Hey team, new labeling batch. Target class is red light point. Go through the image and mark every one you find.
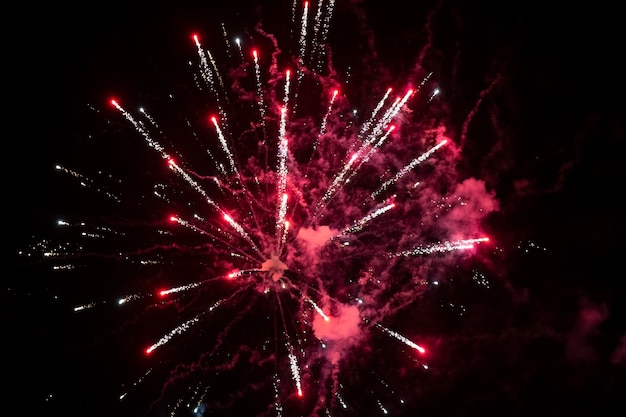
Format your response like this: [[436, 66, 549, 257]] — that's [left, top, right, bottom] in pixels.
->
[[169, 216, 178, 222], [252, 49, 258, 59], [192, 33, 199, 43], [110, 98, 118, 107]]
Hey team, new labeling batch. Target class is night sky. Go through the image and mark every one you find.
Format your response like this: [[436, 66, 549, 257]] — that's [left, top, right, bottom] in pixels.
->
[[5, 1, 626, 416]]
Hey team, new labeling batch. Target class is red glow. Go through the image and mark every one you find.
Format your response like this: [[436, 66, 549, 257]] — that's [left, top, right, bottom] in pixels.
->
[[110, 98, 118, 107], [210, 116, 217, 124], [227, 271, 238, 279], [158, 290, 168, 297], [169, 216, 178, 222], [252, 49, 258, 59], [192, 33, 199, 43], [145, 347, 152, 355]]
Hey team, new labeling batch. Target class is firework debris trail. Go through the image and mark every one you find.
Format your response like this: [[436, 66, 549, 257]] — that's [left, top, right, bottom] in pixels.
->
[[30, 1, 502, 416]]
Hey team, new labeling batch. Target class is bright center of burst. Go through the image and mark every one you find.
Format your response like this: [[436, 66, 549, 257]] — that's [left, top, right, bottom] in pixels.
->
[[260, 254, 288, 283]]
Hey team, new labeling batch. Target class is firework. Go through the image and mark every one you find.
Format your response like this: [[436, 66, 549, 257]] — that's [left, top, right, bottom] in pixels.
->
[[23, 2, 499, 416]]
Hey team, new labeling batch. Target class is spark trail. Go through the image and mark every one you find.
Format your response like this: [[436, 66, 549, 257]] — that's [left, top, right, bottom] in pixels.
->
[[25, 2, 500, 417]]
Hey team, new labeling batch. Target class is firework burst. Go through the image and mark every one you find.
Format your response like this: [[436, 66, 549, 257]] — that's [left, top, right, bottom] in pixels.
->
[[21, 2, 499, 416]]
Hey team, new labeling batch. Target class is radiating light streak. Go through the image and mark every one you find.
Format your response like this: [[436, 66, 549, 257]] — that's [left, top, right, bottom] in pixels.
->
[[371, 139, 448, 199], [193, 34, 228, 126], [283, 69, 291, 105], [169, 215, 261, 263], [221, 22, 232, 60], [304, 88, 339, 180], [275, 73, 290, 246], [311, 0, 324, 69], [319, 89, 338, 138], [365, 89, 413, 146], [273, 372, 284, 417], [138, 107, 161, 131], [223, 213, 265, 258], [376, 324, 426, 354], [73, 302, 96, 312], [358, 87, 392, 140], [350, 125, 396, 175], [428, 87, 439, 102], [276, 192, 289, 250], [389, 237, 490, 257], [145, 299, 223, 354], [145, 315, 201, 354], [110, 99, 169, 157], [335, 202, 395, 238], [253, 49, 267, 138], [119, 368, 153, 401], [288, 347, 304, 397], [211, 116, 239, 176], [158, 282, 202, 297], [234, 37, 244, 62], [193, 34, 216, 90], [160, 158, 264, 259], [315, 152, 359, 212], [166, 159, 219, 210], [227, 269, 264, 279], [118, 294, 143, 305], [305, 297, 330, 321], [297, 1, 309, 73], [315, 88, 411, 216], [316, 0, 335, 71]]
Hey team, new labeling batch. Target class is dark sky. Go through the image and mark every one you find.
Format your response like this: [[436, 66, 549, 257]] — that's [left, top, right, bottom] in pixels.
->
[[5, 1, 626, 416]]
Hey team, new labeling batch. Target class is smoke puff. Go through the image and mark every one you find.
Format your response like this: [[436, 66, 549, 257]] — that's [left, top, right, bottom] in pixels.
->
[[313, 303, 361, 341], [296, 225, 339, 260], [312, 304, 362, 364]]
